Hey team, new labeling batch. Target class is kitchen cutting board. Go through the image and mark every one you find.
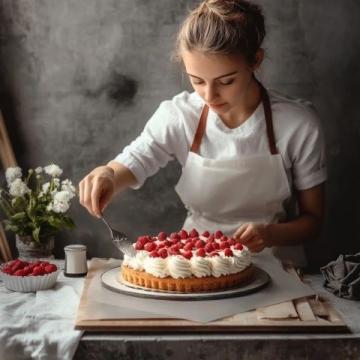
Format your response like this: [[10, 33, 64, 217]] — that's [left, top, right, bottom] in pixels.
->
[[75, 259, 349, 333]]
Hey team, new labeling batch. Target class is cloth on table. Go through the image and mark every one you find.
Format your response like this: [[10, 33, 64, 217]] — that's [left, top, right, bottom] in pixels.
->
[[0, 270, 84, 360], [320, 252, 360, 300]]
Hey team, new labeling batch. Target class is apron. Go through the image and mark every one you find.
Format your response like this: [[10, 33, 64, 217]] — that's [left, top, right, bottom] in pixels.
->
[[175, 83, 307, 267]]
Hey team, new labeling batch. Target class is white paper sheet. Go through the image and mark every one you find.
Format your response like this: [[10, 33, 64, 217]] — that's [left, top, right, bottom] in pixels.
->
[[81, 249, 315, 323]]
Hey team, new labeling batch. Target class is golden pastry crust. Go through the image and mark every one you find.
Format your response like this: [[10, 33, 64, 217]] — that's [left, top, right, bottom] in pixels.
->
[[120, 264, 255, 293]]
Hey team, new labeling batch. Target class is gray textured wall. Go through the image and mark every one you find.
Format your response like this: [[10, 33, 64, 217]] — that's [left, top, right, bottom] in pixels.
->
[[0, 0, 359, 269]]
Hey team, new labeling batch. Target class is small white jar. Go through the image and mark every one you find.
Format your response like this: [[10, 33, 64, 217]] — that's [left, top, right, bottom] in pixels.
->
[[64, 244, 88, 277]]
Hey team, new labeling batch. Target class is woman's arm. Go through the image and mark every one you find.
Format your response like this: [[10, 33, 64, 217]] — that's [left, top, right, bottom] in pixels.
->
[[233, 183, 325, 252]]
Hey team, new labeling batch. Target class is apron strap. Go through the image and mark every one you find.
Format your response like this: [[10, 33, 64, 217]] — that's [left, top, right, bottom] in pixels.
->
[[190, 105, 209, 153], [259, 83, 278, 155], [190, 81, 278, 155]]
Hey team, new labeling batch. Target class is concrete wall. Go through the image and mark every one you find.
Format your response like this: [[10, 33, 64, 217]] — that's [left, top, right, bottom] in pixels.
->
[[0, 0, 359, 268]]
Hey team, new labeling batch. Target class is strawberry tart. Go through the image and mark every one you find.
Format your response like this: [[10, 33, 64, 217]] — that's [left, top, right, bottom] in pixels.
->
[[120, 229, 254, 293]]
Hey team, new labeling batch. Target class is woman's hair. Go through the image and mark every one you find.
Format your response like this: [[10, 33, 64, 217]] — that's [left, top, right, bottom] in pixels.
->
[[174, 0, 265, 65]]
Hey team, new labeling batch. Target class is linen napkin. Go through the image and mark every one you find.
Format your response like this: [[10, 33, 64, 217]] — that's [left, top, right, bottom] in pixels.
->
[[320, 252, 360, 300], [0, 268, 84, 360]]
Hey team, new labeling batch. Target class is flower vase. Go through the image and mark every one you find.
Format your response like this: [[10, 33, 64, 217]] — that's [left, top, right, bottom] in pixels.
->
[[15, 234, 55, 260]]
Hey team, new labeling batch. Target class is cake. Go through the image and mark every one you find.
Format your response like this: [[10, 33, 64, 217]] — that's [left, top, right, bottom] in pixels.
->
[[119, 229, 254, 293]]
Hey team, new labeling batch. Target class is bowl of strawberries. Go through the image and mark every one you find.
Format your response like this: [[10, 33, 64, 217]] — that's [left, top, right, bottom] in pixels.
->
[[0, 258, 61, 292]]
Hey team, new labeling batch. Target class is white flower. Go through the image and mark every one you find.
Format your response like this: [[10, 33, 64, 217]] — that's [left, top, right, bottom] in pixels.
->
[[44, 164, 63, 177], [42, 182, 51, 193], [5, 167, 22, 185], [48, 190, 73, 213], [35, 167, 43, 174], [61, 180, 76, 197], [9, 178, 31, 197]]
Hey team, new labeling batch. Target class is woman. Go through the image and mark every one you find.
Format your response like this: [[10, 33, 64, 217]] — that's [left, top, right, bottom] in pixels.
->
[[79, 0, 326, 266]]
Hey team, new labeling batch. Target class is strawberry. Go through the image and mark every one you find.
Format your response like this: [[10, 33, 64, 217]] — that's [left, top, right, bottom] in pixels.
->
[[14, 269, 25, 276], [184, 242, 194, 251], [220, 236, 228, 242], [158, 248, 168, 259], [201, 231, 210, 238], [205, 243, 214, 253], [228, 238, 237, 246], [149, 250, 160, 258], [40, 261, 50, 268], [2, 266, 12, 274], [144, 242, 157, 252], [44, 264, 57, 274], [22, 266, 32, 276], [157, 241, 167, 249], [158, 232, 168, 240], [220, 241, 230, 249], [32, 266, 44, 276], [182, 250, 193, 260], [189, 229, 199, 238], [224, 248, 233, 257], [212, 242, 220, 250], [214, 230, 223, 239], [196, 248, 206, 257], [234, 243, 244, 250], [195, 239, 205, 248], [185, 238, 193, 244], [135, 240, 145, 250], [179, 229, 188, 239], [207, 235, 215, 242], [168, 246, 180, 255]]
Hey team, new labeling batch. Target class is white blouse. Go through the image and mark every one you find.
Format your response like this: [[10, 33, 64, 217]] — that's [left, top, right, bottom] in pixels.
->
[[114, 89, 327, 191]]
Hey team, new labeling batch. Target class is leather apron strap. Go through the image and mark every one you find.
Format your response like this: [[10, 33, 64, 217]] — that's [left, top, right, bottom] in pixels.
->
[[190, 82, 278, 155]]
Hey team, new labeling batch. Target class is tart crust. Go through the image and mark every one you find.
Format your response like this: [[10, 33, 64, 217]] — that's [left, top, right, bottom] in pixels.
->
[[120, 264, 255, 293]]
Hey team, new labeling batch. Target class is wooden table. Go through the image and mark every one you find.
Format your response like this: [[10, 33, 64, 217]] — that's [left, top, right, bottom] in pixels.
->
[[73, 274, 360, 360]]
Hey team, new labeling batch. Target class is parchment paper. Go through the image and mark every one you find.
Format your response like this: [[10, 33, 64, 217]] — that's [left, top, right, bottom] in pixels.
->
[[78, 249, 315, 323]]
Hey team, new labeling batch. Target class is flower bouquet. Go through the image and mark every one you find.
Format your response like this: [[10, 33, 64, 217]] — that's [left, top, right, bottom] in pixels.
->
[[0, 164, 76, 258]]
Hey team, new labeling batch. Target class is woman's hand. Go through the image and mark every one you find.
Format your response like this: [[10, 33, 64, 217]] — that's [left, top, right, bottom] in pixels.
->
[[79, 165, 116, 218], [233, 223, 271, 253]]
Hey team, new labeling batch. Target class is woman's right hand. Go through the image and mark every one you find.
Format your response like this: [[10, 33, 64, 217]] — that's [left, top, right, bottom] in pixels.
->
[[79, 165, 116, 218]]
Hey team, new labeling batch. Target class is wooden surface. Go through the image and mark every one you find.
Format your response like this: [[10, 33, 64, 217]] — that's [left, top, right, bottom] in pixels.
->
[[75, 259, 349, 333], [0, 110, 16, 262]]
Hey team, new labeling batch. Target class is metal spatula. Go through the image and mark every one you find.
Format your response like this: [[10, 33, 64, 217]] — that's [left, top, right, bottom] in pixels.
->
[[100, 216, 136, 257]]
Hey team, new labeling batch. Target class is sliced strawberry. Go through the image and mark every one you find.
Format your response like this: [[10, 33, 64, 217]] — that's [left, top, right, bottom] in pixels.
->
[[144, 242, 157, 252], [214, 230, 223, 239], [44, 264, 57, 273], [182, 250, 193, 260], [224, 248, 233, 257], [158, 232, 168, 241], [201, 231, 210, 238], [168, 246, 180, 255], [158, 248, 168, 259], [189, 229, 199, 238], [32, 266, 45, 276], [195, 248, 206, 257], [234, 243, 244, 250]]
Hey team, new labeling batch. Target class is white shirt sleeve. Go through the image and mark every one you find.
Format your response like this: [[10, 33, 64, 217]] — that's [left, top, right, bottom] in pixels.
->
[[114, 98, 190, 189], [289, 106, 327, 191]]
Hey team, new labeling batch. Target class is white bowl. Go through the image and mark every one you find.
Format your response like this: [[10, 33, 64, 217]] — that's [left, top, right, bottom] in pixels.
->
[[0, 266, 61, 292]]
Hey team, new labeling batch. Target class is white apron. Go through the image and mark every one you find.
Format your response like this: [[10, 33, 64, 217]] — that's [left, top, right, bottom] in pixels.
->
[[175, 83, 307, 267]]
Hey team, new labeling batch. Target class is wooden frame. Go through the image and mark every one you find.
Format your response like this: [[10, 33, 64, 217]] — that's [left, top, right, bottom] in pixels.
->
[[0, 109, 16, 261]]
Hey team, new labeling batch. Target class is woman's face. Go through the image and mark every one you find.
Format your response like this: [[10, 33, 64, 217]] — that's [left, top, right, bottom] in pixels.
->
[[182, 50, 258, 114]]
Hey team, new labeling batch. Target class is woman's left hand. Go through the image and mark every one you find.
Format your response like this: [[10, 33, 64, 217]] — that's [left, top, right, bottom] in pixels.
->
[[233, 223, 271, 253]]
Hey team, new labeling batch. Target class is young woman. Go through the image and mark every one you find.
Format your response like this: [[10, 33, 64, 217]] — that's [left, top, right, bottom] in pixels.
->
[[79, 0, 326, 266]]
